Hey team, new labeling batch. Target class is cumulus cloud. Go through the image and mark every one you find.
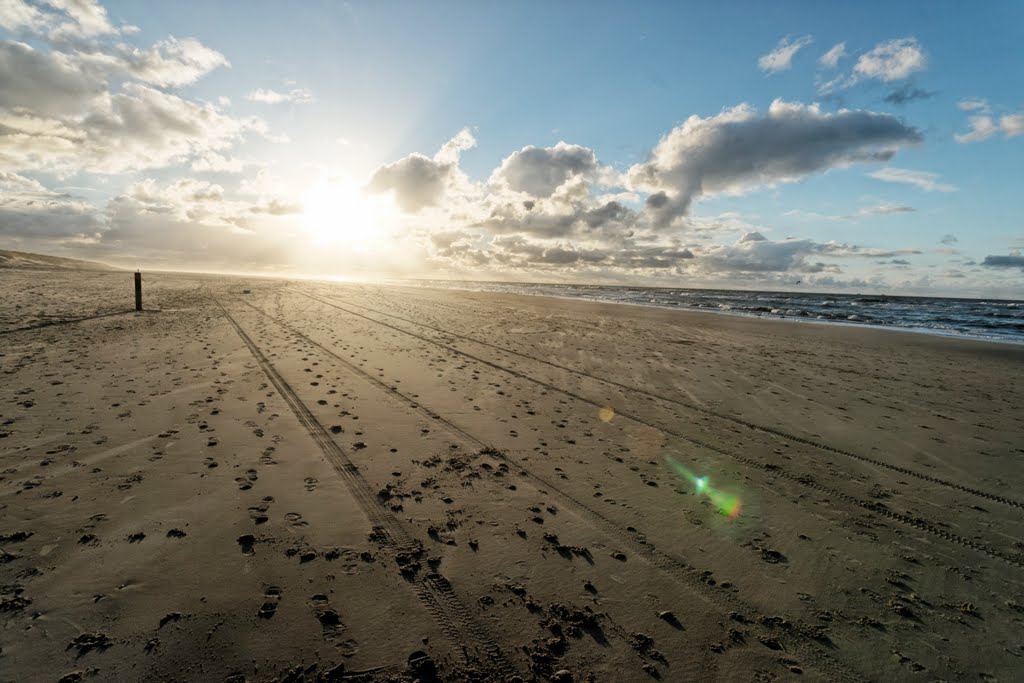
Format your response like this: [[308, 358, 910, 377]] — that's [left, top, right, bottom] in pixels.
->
[[0, 7, 263, 177], [191, 152, 250, 173], [0, 0, 118, 42], [367, 154, 453, 212], [854, 37, 927, 82], [45, 0, 118, 39], [115, 36, 229, 88], [367, 129, 477, 212], [819, 42, 846, 68], [490, 142, 599, 197], [627, 100, 921, 226], [0, 81, 263, 174], [758, 35, 813, 73], [955, 112, 1022, 143], [0, 171, 104, 238], [868, 167, 957, 192], [0, 40, 107, 116], [245, 87, 315, 104], [955, 115, 999, 143], [697, 235, 835, 274], [1002, 114, 1024, 138]]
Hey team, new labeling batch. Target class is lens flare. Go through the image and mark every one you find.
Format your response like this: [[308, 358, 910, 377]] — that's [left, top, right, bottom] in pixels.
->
[[666, 455, 742, 518]]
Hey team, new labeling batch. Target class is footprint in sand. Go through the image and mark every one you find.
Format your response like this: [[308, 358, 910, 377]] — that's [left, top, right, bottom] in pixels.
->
[[237, 534, 256, 555], [258, 585, 282, 619], [304, 477, 318, 492], [284, 512, 308, 527], [309, 594, 357, 655], [248, 497, 274, 524]]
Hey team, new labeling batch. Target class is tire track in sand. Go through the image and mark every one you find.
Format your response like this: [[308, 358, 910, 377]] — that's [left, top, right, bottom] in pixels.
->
[[305, 288, 1024, 511], [236, 296, 868, 683], [289, 290, 1024, 570], [214, 299, 519, 679]]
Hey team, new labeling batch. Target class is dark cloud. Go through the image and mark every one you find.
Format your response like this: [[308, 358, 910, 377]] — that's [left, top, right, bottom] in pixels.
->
[[366, 154, 453, 212], [492, 142, 598, 197], [581, 201, 632, 229], [940, 234, 958, 245], [982, 255, 1024, 269], [440, 235, 699, 272], [628, 100, 922, 227], [883, 83, 936, 106], [476, 203, 577, 238], [0, 40, 105, 116], [473, 198, 636, 239]]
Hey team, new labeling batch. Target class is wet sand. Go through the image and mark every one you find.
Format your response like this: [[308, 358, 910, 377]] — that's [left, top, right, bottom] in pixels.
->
[[2, 270, 1023, 682]]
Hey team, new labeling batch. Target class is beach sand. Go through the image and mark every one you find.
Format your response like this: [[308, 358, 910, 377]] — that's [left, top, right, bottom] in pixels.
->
[[2, 270, 1023, 682]]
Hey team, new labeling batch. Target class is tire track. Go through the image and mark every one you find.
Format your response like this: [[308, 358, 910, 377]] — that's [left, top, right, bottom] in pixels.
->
[[288, 289, 1024, 570], [0, 309, 137, 335], [237, 296, 868, 682], [304, 287, 1024, 511], [214, 299, 519, 679]]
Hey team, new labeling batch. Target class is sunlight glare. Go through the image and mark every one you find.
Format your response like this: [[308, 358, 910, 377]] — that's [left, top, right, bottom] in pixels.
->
[[301, 176, 395, 250]]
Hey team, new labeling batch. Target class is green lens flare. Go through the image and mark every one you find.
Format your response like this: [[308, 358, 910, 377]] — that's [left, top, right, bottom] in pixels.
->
[[666, 455, 742, 518]]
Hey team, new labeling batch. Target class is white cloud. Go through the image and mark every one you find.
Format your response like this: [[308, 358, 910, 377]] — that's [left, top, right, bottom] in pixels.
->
[[627, 99, 921, 227], [1001, 114, 1024, 138], [44, 0, 117, 39], [0, 171, 105, 238], [0, 0, 119, 42], [191, 152, 250, 173], [868, 167, 957, 192], [954, 100, 1024, 142], [955, 115, 999, 143], [0, 0, 48, 33], [957, 98, 989, 113], [785, 204, 916, 222], [819, 42, 846, 68], [0, 2, 271, 179], [0, 81, 263, 174], [0, 40, 106, 116], [116, 36, 230, 88], [853, 37, 926, 82], [245, 87, 315, 104], [758, 35, 813, 73], [490, 142, 599, 198]]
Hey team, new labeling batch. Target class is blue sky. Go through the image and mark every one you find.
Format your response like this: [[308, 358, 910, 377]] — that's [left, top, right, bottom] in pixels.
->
[[2, 1, 1022, 295]]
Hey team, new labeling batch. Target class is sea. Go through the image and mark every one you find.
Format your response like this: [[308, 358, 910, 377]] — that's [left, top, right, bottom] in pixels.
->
[[408, 280, 1024, 345]]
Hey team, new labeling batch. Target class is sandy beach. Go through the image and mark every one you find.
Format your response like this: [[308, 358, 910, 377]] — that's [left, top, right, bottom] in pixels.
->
[[2, 269, 1023, 682]]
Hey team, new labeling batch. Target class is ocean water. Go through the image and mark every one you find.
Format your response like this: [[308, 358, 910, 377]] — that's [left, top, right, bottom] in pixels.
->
[[411, 280, 1024, 344]]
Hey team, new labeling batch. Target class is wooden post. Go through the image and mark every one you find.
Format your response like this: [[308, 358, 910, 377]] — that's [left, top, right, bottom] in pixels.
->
[[134, 270, 142, 311]]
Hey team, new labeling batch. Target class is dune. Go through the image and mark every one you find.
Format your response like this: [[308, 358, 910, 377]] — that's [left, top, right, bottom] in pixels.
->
[[0, 249, 120, 272]]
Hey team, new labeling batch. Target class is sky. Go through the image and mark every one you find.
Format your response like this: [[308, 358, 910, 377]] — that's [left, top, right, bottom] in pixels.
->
[[1, 0, 1023, 296]]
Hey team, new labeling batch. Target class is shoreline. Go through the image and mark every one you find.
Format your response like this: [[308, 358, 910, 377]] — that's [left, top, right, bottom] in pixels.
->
[[395, 280, 1024, 348]]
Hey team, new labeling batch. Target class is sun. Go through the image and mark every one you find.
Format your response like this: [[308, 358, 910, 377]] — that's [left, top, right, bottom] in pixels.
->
[[301, 177, 394, 249]]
